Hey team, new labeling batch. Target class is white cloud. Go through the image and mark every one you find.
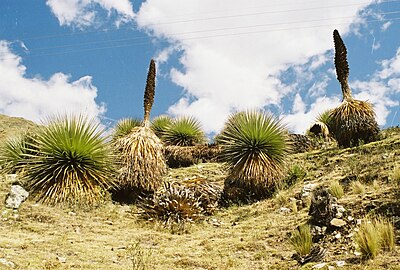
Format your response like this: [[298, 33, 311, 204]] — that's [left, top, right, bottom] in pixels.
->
[[46, 0, 134, 28], [0, 41, 105, 123], [350, 47, 400, 125], [136, 0, 375, 134], [284, 96, 340, 134]]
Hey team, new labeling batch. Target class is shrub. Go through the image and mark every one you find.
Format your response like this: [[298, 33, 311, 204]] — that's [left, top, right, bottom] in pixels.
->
[[328, 180, 344, 199], [329, 29, 379, 148], [281, 165, 306, 189], [350, 180, 365, 194], [355, 219, 381, 259], [308, 110, 332, 139], [19, 115, 115, 205], [138, 182, 203, 226], [0, 132, 37, 174], [113, 59, 166, 200], [112, 118, 141, 141], [163, 116, 206, 146], [290, 224, 312, 257], [219, 110, 289, 202], [376, 217, 395, 252], [150, 115, 173, 139]]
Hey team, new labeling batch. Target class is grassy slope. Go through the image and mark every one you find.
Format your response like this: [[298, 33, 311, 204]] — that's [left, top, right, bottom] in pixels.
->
[[0, 118, 399, 269]]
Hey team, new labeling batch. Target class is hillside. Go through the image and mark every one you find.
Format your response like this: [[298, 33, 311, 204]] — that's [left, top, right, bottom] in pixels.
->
[[0, 117, 399, 269], [0, 114, 36, 144]]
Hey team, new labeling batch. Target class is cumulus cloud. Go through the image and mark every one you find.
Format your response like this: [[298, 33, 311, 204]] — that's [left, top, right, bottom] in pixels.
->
[[351, 47, 400, 125], [0, 41, 105, 122], [136, 0, 376, 134], [46, 0, 134, 28]]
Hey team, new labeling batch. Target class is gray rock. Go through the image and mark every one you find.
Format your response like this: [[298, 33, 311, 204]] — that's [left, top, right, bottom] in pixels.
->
[[0, 258, 15, 268], [279, 207, 291, 214], [5, 185, 29, 209], [336, 261, 346, 267], [312, 263, 327, 269], [330, 218, 346, 228]]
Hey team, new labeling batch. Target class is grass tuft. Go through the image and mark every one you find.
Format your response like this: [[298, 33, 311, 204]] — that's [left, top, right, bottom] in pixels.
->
[[350, 180, 365, 194], [328, 180, 344, 199], [290, 224, 312, 257]]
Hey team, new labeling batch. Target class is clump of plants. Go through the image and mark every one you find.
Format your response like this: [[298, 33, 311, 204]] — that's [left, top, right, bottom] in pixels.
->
[[113, 59, 166, 200], [329, 29, 379, 148], [308, 109, 332, 139], [281, 165, 306, 189], [12, 115, 115, 205], [218, 110, 289, 203], [290, 224, 325, 265], [355, 217, 395, 259], [138, 182, 203, 228], [163, 116, 206, 146], [112, 117, 141, 141], [0, 131, 37, 174], [328, 180, 344, 199], [150, 114, 173, 139]]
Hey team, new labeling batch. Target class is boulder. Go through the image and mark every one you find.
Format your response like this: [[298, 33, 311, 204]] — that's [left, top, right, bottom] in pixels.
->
[[5, 185, 29, 209]]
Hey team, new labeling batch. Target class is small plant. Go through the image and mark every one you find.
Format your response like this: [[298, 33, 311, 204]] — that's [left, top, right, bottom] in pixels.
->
[[391, 167, 400, 186], [219, 110, 289, 202], [281, 165, 306, 189], [274, 190, 289, 207], [112, 118, 141, 141], [355, 219, 380, 259], [376, 217, 395, 251], [290, 224, 312, 257], [150, 115, 173, 139], [138, 182, 203, 227], [328, 180, 344, 199], [308, 110, 332, 139], [350, 180, 365, 194], [19, 115, 115, 205], [0, 132, 36, 174], [163, 116, 206, 146], [128, 241, 152, 270]]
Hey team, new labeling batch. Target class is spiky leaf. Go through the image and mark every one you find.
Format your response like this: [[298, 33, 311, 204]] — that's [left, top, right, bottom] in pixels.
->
[[112, 117, 142, 141], [163, 116, 206, 146]]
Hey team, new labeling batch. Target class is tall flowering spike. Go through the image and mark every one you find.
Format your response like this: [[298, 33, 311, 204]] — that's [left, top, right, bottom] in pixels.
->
[[143, 59, 156, 123], [333, 29, 352, 100]]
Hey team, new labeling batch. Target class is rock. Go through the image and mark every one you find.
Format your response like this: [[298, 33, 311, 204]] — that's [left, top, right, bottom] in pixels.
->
[[5, 185, 29, 209], [330, 218, 346, 228], [57, 256, 66, 263], [5, 174, 17, 182], [334, 232, 341, 239], [312, 262, 327, 269], [354, 251, 362, 256], [309, 187, 336, 227], [0, 258, 15, 268], [279, 207, 291, 214], [336, 261, 346, 267], [328, 266, 336, 270]]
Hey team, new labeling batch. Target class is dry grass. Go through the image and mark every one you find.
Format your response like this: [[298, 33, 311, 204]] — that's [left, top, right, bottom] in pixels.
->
[[329, 180, 344, 199], [0, 127, 399, 269]]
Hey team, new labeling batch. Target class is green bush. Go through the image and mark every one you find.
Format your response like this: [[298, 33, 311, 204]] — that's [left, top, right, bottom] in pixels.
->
[[219, 110, 289, 202], [112, 117, 141, 140], [151, 115, 173, 139], [163, 116, 206, 146], [281, 165, 306, 189], [328, 180, 344, 199], [290, 224, 312, 257], [19, 115, 115, 205]]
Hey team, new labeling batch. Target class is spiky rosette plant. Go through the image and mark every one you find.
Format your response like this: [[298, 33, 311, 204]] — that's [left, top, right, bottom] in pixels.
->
[[163, 116, 206, 146], [112, 117, 142, 141], [0, 132, 37, 174], [308, 110, 332, 139], [138, 182, 203, 226], [19, 115, 115, 205], [113, 59, 166, 198], [218, 110, 289, 203], [150, 114, 173, 139], [329, 29, 379, 147]]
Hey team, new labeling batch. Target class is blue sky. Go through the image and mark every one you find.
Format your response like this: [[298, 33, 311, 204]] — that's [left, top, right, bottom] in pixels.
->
[[0, 0, 399, 136]]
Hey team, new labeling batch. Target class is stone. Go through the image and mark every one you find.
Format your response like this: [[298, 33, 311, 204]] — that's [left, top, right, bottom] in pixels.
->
[[334, 232, 341, 239], [5, 185, 29, 209], [5, 174, 17, 182], [312, 263, 327, 269], [336, 261, 346, 267], [330, 218, 346, 228], [0, 258, 15, 268], [57, 256, 66, 263], [279, 207, 291, 214]]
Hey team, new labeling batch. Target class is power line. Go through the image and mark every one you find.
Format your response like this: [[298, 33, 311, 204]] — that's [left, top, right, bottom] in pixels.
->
[[8, 0, 400, 42], [2, 10, 399, 57], [0, 17, 398, 61]]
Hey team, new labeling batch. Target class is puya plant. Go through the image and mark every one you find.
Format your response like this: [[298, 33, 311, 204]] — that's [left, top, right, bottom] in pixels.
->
[[329, 29, 379, 148]]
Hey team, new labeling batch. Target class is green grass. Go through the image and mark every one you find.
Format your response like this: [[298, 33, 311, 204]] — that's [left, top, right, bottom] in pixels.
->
[[289, 224, 312, 256], [329, 180, 344, 199]]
